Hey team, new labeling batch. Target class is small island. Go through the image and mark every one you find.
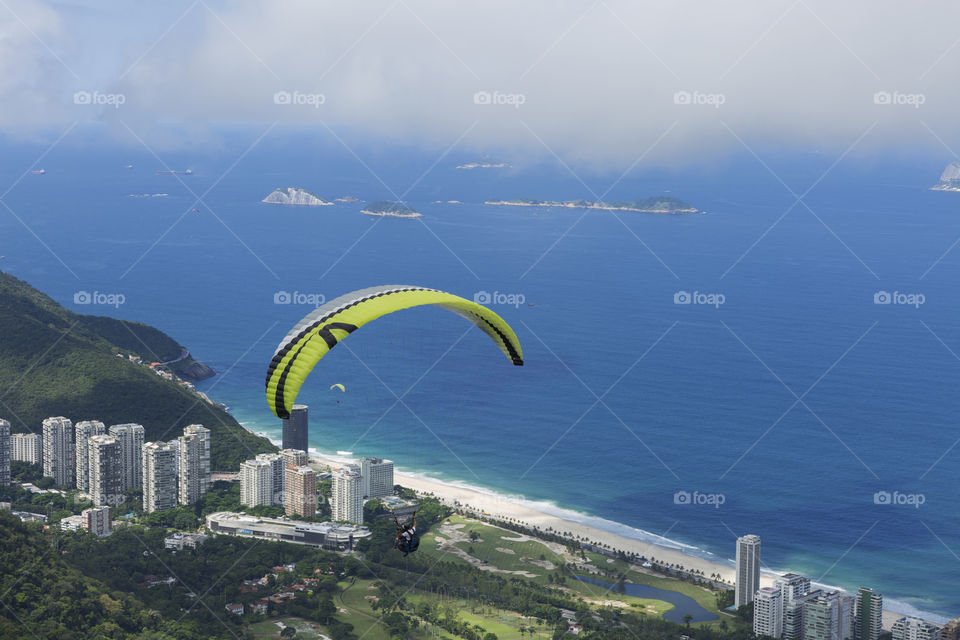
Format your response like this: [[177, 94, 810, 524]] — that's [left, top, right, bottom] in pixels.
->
[[335, 195, 360, 203], [361, 201, 423, 218], [457, 160, 510, 170], [485, 196, 700, 214], [931, 161, 960, 192], [262, 187, 333, 206]]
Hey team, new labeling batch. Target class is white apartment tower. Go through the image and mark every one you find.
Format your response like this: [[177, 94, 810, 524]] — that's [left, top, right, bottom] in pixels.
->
[[142, 442, 178, 513], [755, 586, 784, 638], [42, 416, 74, 486], [332, 468, 363, 524], [777, 573, 813, 640], [240, 459, 274, 507], [736, 534, 762, 608], [0, 419, 9, 486], [284, 465, 317, 518], [255, 453, 285, 505], [74, 420, 105, 492], [178, 424, 210, 505], [11, 433, 42, 464], [360, 457, 394, 499], [108, 423, 145, 491], [82, 506, 112, 537], [88, 435, 123, 506], [280, 449, 308, 467], [892, 618, 942, 640]]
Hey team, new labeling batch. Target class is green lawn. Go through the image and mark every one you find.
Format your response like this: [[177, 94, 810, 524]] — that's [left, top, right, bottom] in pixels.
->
[[404, 593, 553, 640]]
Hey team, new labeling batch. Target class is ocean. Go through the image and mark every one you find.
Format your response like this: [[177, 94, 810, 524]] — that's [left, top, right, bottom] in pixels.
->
[[2, 132, 959, 620]]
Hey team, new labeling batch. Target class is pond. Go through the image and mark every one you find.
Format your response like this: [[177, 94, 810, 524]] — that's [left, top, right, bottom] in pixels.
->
[[575, 575, 718, 623]]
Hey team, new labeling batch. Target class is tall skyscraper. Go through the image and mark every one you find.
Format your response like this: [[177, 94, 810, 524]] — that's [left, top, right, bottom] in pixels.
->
[[142, 442, 178, 513], [240, 459, 274, 507], [178, 424, 210, 505], [42, 416, 74, 486], [755, 586, 784, 638], [11, 433, 42, 464], [736, 534, 762, 608], [88, 435, 123, 506], [777, 573, 813, 640], [74, 420, 106, 492], [332, 468, 363, 524], [256, 453, 285, 505], [359, 457, 394, 499], [280, 448, 308, 467], [284, 465, 317, 517], [0, 419, 9, 486], [892, 618, 942, 640], [854, 588, 883, 640], [109, 423, 145, 491], [803, 592, 854, 640], [281, 404, 308, 452]]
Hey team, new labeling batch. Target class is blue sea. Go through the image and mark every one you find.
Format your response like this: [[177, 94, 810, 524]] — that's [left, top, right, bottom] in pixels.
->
[[3, 131, 960, 620]]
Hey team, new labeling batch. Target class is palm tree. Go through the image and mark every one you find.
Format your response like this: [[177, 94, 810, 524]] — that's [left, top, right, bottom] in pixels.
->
[[683, 614, 693, 628]]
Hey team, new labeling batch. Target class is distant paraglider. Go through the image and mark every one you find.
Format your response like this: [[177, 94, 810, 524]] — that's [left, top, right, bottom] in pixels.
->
[[329, 383, 346, 393], [265, 285, 524, 419]]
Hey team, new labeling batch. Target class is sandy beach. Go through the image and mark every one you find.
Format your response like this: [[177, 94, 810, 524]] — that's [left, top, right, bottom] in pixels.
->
[[309, 453, 939, 629]]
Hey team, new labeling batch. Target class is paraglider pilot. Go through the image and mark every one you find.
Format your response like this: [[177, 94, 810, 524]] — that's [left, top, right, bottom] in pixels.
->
[[393, 512, 419, 556]]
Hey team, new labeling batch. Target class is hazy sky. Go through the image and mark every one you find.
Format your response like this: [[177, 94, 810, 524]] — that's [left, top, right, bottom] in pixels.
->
[[3, 0, 959, 168]]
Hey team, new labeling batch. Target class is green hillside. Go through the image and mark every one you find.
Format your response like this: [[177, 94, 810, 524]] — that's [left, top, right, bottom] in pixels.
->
[[0, 271, 276, 470]]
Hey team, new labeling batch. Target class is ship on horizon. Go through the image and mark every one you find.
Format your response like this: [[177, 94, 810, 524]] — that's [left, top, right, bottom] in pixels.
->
[[156, 168, 193, 175]]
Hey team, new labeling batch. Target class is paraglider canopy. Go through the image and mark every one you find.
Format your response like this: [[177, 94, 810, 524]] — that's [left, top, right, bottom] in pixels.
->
[[329, 383, 346, 392], [265, 285, 523, 419]]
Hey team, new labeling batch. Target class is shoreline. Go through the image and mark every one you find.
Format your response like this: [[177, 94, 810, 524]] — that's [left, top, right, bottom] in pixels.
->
[[239, 422, 952, 627]]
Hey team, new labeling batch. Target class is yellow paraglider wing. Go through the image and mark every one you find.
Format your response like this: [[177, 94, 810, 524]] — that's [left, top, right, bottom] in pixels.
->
[[329, 383, 346, 392], [266, 285, 523, 418]]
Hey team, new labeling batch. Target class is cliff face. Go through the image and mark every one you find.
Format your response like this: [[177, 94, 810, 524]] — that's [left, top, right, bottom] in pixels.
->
[[932, 161, 960, 191], [262, 187, 333, 205], [172, 360, 216, 382]]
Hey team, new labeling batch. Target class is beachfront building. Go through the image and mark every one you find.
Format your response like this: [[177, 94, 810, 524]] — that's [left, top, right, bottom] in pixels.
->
[[755, 587, 784, 638], [142, 442, 178, 513], [42, 416, 74, 486], [281, 448, 308, 468], [88, 435, 123, 506], [284, 465, 316, 518], [108, 423, 145, 491], [777, 573, 813, 640], [892, 618, 942, 640], [736, 534, 762, 608], [256, 453, 285, 505], [178, 425, 210, 505], [803, 591, 854, 640], [206, 511, 370, 551], [11, 433, 42, 464], [332, 468, 363, 524], [0, 419, 9, 486], [240, 458, 274, 507], [74, 421, 106, 493], [281, 404, 308, 452], [854, 588, 883, 640], [941, 619, 960, 640], [360, 457, 394, 499]]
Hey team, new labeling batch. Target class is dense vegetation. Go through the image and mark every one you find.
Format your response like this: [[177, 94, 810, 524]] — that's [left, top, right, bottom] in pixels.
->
[[0, 270, 275, 470], [362, 201, 420, 215]]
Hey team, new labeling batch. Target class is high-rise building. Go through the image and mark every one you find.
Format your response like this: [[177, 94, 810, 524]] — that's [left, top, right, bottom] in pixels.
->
[[941, 618, 960, 640], [0, 419, 9, 486], [142, 442, 178, 513], [240, 459, 274, 507], [755, 586, 784, 638], [82, 506, 112, 537], [42, 416, 74, 486], [736, 534, 761, 608], [109, 423, 145, 491], [281, 404, 308, 452], [178, 425, 210, 505], [74, 420, 106, 492], [854, 588, 883, 640], [777, 573, 813, 640], [88, 435, 123, 506], [280, 449, 308, 467], [256, 453, 285, 505], [892, 618, 942, 640], [11, 433, 42, 464], [803, 592, 854, 640], [285, 465, 317, 517], [332, 468, 363, 524], [360, 457, 394, 499]]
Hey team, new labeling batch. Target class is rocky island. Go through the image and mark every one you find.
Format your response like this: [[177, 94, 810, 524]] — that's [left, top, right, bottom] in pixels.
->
[[485, 196, 700, 214], [361, 201, 423, 218], [262, 187, 333, 206], [931, 161, 960, 192]]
